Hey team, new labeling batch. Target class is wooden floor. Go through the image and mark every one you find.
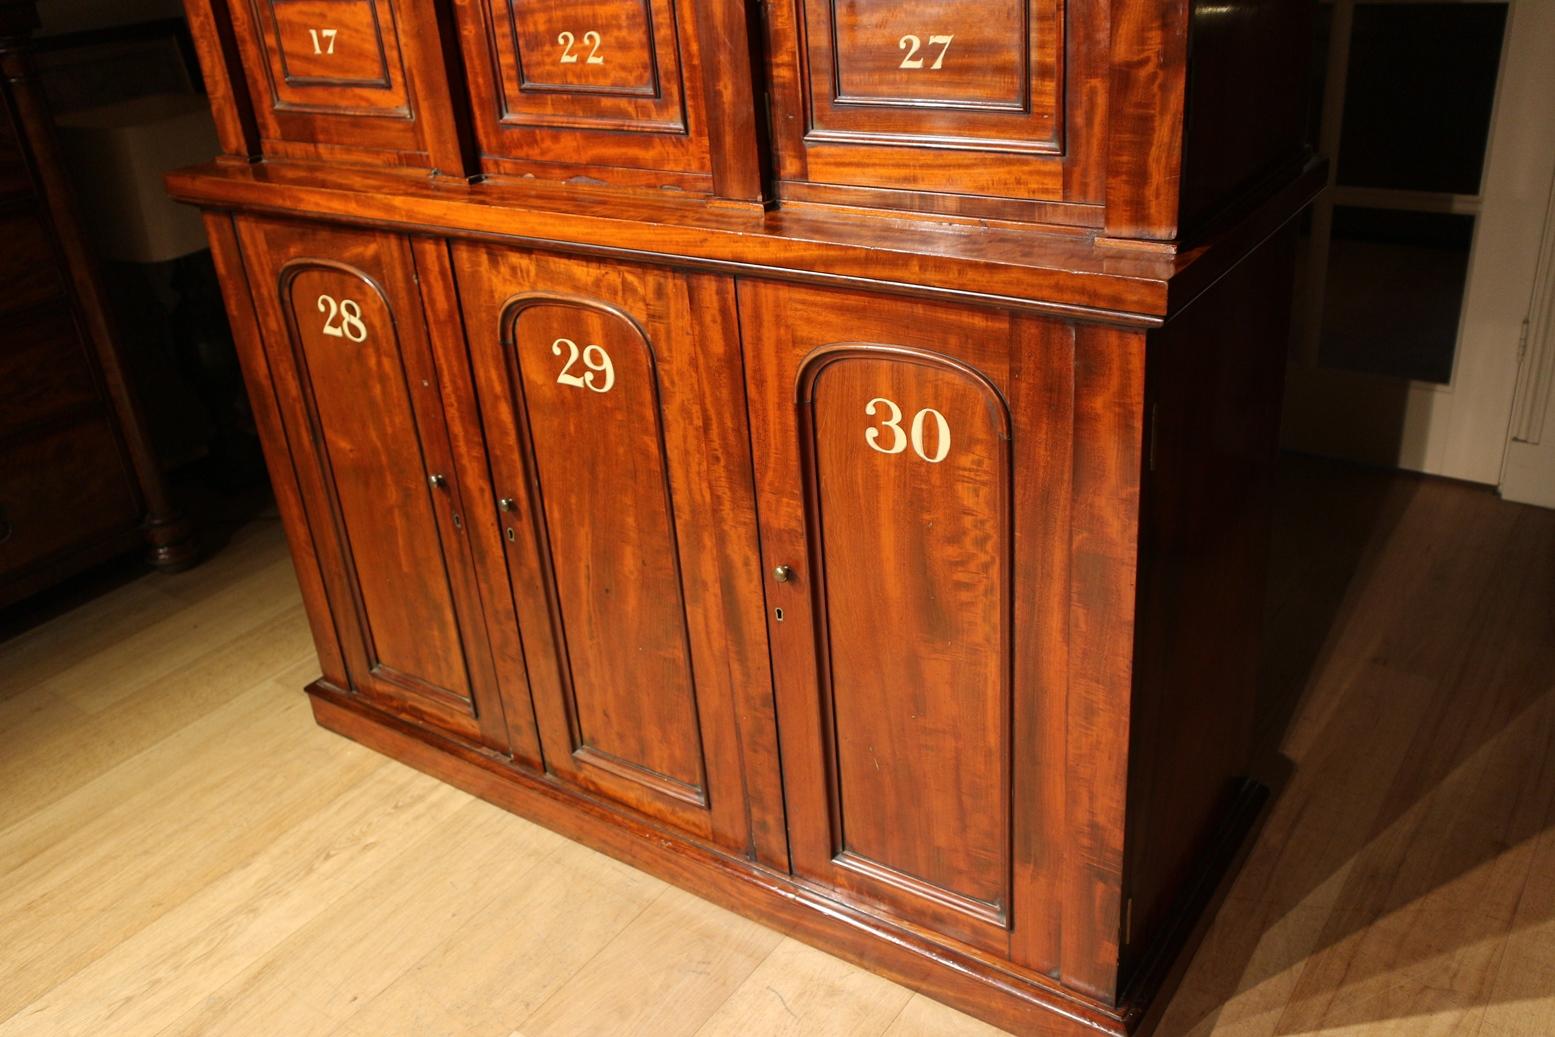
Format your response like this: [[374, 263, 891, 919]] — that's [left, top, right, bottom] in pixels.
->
[[0, 456, 1551, 1037]]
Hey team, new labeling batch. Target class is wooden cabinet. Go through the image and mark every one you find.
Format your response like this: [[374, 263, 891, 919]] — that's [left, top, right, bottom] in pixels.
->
[[172, 0, 1320, 1031]]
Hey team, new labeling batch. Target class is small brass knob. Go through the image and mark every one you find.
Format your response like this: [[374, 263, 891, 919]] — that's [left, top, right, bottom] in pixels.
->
[[498, 497, 518, 512], [772, 565, 794, 583], [428, 474, 448, 489]]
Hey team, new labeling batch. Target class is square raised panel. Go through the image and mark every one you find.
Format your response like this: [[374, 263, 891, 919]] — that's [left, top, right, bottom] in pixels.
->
[[487, 0, 685, 133], [223, 0, 465, 169], [805, 0, 1057, 152], [270, 0, 394, 89], [256, 0, 410, 114], [832, 2, 1027, 111], [766, 0, 1088, 218]]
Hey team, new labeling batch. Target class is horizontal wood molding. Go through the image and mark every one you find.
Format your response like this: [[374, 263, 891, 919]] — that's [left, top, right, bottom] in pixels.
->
[[168, 158, 1323, 323]]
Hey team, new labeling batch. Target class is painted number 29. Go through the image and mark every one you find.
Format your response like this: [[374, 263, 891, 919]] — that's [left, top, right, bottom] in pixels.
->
[[558, 30, 605, 64], [317, 295, 367, 343], [865, 397, 951, 463], [309, 28, 338, 55], [552, 337, 615, 393], [898, 33, 954, 70]]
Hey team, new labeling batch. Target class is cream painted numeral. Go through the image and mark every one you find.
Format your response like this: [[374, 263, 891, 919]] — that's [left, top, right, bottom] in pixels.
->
[[317, 295, 367, 343], [309, 28, 338, 55], [552, 337, 615, 393], [558, 30, 605, 65], [897, 33, 953, 70], [865, 397, 950, 462]]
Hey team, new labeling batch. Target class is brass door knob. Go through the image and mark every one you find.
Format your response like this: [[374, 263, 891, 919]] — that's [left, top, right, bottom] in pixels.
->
[[428, 474, 448, 489], [772, 565, 794, 583], [498, 497, 518, 512]]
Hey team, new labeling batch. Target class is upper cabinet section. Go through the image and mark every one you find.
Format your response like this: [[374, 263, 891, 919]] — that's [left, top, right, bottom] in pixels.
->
[[764, 0, 1312, 236], [448, 0, 766, 199], [181, 0, 1314, 238], [195, 0, 470, 172]]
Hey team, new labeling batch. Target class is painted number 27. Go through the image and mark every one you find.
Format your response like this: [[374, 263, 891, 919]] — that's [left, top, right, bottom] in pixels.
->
[[317, 295, 367, 343], [898, 33, 954, 70], [865, 397, 951, 463], [552, 337, 615, 393]]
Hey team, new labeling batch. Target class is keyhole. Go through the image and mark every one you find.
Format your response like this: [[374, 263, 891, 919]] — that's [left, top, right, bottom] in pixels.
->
[[774, 607, 785, 622], [505, 527, 516, 542]]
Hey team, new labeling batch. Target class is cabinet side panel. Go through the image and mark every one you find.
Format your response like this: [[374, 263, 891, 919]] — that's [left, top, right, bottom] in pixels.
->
[[1062, 322, 1146, 1003], [203, 210, 347, 686], [1122, 226, 1294, 985], [1179, 0, 1313, 234]]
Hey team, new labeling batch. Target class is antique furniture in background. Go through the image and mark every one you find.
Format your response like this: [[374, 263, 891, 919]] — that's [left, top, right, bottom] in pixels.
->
[[168, 1, 1321, 1032], [0, 2, 195, 608]]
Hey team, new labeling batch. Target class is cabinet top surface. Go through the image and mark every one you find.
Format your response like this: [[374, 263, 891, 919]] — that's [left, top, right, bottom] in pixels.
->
[[167, 157, 1325, 324]]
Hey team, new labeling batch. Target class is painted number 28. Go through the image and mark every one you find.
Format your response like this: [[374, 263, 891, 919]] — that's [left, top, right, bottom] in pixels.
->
[[898, 33, 954, 70], [865, 397, 951, 463], [552, 337, 615, 393], [317, 295, 367, 343]]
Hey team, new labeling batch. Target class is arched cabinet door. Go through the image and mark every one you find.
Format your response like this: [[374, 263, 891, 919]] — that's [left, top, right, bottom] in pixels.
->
[[450, 245, 785, 864], [741, 280, 1073, 969], [232, 217, 532, 757]]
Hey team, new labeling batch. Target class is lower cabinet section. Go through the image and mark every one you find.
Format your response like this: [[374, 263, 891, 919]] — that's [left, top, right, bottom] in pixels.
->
[[213, 211, 1285, 1036]]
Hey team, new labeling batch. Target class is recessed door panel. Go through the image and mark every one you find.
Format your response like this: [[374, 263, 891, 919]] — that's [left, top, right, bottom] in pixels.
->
[[451, 245, 784, 860], [806, 349, 1012, 916], [509, 297, 706, 801], [235, 218, 515, 751], [742, 280, 1069, 963]]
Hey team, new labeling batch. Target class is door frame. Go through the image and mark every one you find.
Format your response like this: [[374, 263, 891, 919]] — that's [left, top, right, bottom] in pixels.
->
[[1284, 0, 1555, 484]]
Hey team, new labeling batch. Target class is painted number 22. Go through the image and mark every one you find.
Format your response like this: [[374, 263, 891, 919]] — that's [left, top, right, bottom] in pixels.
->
[[865, 397, 951, 463], [552, 338, 615, 393], [898, 33, 954, 70], [317, 295, 367, 342], [558, 30, 605, 64]]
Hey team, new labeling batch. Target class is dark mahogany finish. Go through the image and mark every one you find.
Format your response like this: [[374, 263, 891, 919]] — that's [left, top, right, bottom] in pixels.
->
[[171, 0, 1318, 1032], [1, 1, 195, 608]]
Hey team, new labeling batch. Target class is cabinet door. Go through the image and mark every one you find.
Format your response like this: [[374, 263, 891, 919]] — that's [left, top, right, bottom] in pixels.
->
[[234, 217, 520, 753], [451, 244, 784, 861], [449, 0, 760, 197], [223, 0, 464, 170], [741, 281, 1072, 965], [763, 0, 1104, 222]]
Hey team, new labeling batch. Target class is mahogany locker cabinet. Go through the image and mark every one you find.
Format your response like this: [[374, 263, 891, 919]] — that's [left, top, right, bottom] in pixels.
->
[[171, 0, 1322, 1031]]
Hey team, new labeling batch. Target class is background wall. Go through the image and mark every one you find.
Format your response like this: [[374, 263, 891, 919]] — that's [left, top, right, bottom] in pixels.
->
[[38, 0, 184, 35]]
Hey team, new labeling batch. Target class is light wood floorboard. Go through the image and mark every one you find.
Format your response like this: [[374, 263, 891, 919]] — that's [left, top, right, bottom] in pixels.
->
[[0, 459, 1551, 1037]]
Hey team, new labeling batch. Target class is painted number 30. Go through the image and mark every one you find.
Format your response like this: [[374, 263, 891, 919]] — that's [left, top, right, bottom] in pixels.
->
[[865, 397, 951, 463], [552, 337, 615, 393]]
